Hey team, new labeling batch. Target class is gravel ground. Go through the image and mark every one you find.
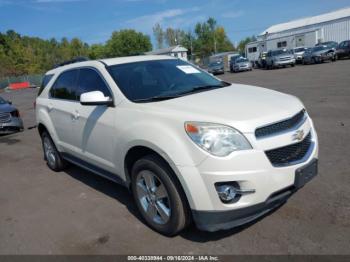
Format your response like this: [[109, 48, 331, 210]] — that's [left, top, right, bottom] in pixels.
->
[[0, 59, 349, 255]]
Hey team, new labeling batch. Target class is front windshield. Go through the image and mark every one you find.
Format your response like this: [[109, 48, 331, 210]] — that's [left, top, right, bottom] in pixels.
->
[[108, 59, 225, 102], [236, 58, 248, 63], [209, 61, 222, 67], [294, 48, 305, 52], [313, 46, 326, 52], [271, 50, 291, 56], [0, 96, 7, 104]]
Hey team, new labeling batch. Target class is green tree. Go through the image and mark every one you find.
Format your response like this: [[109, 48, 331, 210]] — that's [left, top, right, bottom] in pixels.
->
[[153, 23, 164, 49], [237, 35, 256, 54], [106, 29, 152, 57], [89, 44, 106, 59]]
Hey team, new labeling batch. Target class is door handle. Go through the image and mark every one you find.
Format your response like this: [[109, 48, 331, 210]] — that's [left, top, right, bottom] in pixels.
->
[[72, 111, 80, 121]]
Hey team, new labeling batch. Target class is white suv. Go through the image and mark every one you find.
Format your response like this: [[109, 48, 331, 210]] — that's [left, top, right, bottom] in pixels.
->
[[36, 56, 319, 235]]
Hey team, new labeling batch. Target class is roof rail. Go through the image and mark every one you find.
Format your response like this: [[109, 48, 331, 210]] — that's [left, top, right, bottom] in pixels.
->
[[54, 57, 89, 69]]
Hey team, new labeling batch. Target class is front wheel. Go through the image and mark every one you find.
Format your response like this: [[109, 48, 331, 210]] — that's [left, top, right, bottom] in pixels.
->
[[131, 155, 190, 236]]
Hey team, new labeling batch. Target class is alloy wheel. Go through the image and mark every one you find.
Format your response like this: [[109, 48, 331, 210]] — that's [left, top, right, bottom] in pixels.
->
[[136, 170, 171, 225], [43, 136, 56, 167]]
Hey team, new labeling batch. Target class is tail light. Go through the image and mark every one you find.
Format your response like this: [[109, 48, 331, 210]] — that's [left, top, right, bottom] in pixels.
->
[[33, 101, 36, 109], [11, 110, 20, 118]]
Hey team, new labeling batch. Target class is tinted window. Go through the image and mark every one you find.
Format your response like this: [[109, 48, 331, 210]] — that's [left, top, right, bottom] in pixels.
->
[[248, 47, 257, 53], [77, 68, 112, 100], [0, 96, 7, 104], [50, 70, 78, 100], [277, 41, 287, 48], [38, 74, 54, 96], [108, 59, 224, 102]]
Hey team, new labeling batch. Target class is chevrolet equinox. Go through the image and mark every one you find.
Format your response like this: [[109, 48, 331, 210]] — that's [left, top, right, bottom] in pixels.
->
[[36, 56, 319, 235]]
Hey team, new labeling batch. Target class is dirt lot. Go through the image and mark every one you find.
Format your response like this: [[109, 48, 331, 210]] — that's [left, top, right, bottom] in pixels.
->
[[0, 60, 349, 255]]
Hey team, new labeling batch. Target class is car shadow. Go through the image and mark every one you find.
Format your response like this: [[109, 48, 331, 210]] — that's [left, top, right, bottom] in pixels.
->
[[62, 164, 285, 241], [62, 165, 142, 221], [0, 133, 21, 145]]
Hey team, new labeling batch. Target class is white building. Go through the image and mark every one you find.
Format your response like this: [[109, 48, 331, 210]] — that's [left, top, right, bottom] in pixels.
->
[[246, 7, 350, 63], [145, 45, 188, 61]]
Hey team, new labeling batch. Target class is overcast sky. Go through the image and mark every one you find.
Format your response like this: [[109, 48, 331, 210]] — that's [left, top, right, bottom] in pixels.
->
[[0, 0, 349, 47]]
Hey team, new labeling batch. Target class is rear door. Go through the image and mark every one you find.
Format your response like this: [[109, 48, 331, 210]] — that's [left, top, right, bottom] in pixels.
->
[[48, 69, 78, 152], [71, 67, 117, 172]]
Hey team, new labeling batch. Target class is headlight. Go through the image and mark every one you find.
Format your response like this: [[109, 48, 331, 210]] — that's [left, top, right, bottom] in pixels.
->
[[185, 122, 252, 157]]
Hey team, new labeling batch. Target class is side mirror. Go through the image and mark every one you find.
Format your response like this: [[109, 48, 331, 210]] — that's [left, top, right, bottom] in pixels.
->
[[7, 100, 12, 105], [80, 91, 113, 106]]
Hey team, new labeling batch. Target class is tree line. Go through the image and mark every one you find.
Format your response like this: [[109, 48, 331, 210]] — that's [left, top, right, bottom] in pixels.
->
[[0, 29, 152, 78], [152, 17, 235, 59], [0, 17, 256, 78]]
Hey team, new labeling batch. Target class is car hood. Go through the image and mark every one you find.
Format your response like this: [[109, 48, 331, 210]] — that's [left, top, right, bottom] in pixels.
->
[[0, 103, 16, 113], [312, 50, 329, 56], [209, 65, 223, 69], [235, 62, 250, 66], [143, 84, 304, 133], [275, 54, 293, 59]]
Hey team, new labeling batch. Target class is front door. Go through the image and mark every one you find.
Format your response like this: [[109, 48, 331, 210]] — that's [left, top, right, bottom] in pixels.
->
[[71, 68, 118, 173]]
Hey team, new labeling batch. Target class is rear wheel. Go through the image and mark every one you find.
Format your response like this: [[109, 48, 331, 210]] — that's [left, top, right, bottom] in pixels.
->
[[131, 155, 190, 236], [41, 131, 67, 172]]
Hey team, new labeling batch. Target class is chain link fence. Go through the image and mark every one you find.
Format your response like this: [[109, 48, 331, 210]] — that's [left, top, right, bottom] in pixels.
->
[[0, 74, 43, 89]]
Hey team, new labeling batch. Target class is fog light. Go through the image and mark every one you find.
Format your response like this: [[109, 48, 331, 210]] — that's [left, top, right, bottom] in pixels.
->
[[216, 185, 238, 203], [215, 183, 256, 204]]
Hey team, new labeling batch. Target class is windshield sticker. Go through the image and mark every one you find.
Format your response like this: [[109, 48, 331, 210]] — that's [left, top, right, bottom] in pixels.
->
[[176, 65, 201, 74]]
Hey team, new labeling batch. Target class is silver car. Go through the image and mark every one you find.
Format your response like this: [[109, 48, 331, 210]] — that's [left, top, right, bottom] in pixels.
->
[[232, 57, 252, 72], [266, 49, 296, 69], [208, 61, 224, 75], [0, 96, 24, 134], [293, 47, 308, 63]]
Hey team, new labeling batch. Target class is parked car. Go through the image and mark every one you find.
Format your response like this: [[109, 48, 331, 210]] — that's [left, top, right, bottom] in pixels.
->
[[292, 47, 308, 64], [265, 49, 296, 69], [303, 45, 337, 64], [0, 96, 24, 134], [315, 41, 338, 50], [229, 55, 243, 72], [231, 57, 252, 72], [36, 56, 319, 236], [336, 40, 350, 59], [208, 60, 224, 75], [257, 52, 267, 68]]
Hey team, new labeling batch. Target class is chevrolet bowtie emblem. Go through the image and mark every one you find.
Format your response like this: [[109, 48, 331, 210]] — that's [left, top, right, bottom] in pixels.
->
[[293, 130, 305, 142]]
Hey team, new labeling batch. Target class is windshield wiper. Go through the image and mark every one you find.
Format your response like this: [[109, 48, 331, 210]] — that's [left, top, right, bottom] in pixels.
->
[[133, 83, 229, 103], [133, 94, 181, 103], [175, 84, 226, 96]]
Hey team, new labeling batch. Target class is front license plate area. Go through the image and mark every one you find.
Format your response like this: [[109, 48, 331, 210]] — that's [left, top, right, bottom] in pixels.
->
[[294, 159, 318, 188]]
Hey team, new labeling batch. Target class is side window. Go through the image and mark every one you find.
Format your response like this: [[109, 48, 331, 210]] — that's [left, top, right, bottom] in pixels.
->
[[50, 70, 78, 100], [77, 68, 112, 99], [277, 41, 287, 48], [38, 74, 54, 96]]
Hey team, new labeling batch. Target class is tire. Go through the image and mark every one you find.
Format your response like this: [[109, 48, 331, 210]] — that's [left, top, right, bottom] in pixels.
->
[[131, 154, 190, 236], [291, 63, 295, 67], [41, 131, 67, 172]]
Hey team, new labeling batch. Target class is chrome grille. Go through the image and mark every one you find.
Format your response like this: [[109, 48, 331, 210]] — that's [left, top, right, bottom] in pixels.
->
[[265, 132, 312, 167], [0, 112, 11, 123], [255, 110, 306, 138]]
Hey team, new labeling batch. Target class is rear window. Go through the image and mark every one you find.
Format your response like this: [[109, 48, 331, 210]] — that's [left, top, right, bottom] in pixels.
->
[[50, 70, 79, 100], [38, 74, 54, 96]]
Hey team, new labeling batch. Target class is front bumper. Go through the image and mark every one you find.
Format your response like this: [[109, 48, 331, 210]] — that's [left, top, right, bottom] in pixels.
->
[[176, 118, 318, 231], [0, 117, 24, 134], [274, 59, 295, 66], [192, 159, 317, 231]]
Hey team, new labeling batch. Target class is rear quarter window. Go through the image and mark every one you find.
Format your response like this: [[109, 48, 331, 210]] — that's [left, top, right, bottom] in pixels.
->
[[38, 74, 54, 96]]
